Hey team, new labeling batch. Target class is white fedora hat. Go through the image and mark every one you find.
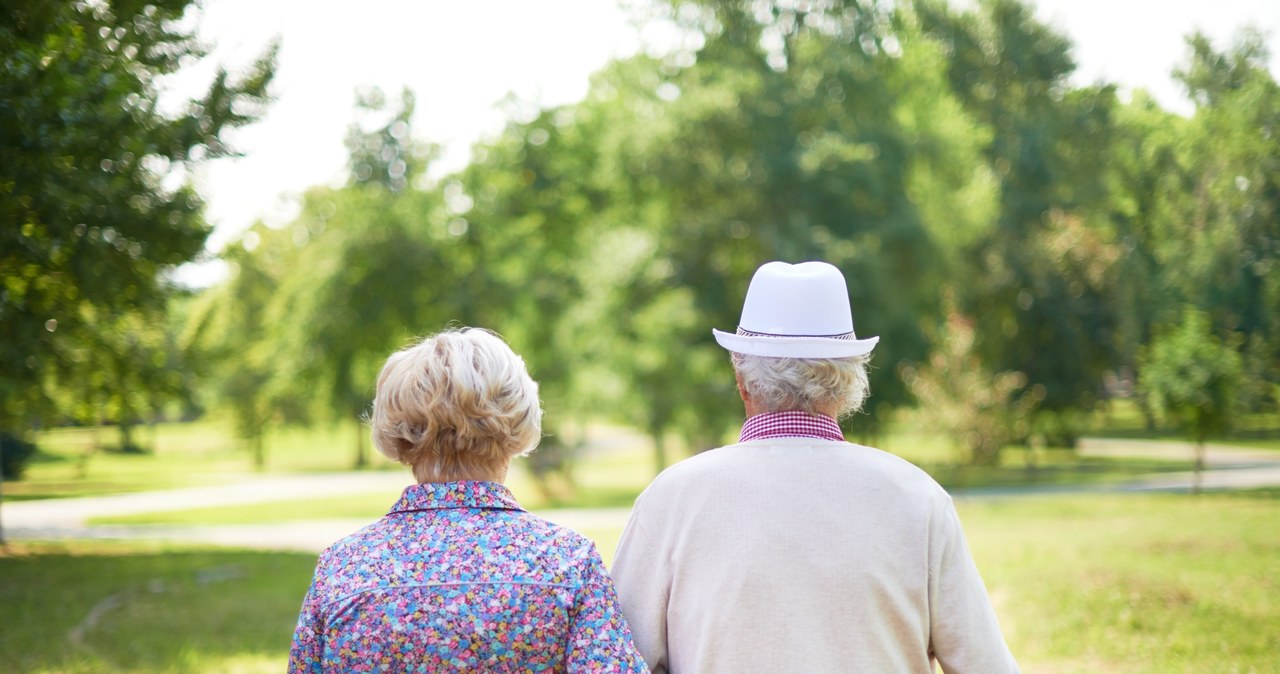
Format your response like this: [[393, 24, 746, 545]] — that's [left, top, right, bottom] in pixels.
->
[[712, 261, 879, 358]]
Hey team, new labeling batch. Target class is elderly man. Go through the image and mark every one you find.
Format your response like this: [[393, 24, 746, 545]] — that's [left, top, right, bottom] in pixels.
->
[[611, 261, 1019, 673]]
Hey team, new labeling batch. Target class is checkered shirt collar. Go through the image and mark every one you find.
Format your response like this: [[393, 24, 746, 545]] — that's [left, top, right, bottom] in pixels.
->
[[738, 410, 845, 443]]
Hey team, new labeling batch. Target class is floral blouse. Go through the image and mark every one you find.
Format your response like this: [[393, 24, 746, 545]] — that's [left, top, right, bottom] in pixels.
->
[[289, 481, 647, 673]]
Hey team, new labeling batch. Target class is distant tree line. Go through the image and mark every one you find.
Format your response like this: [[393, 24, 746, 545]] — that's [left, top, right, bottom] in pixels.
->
[[3, 0, 1277, 481]]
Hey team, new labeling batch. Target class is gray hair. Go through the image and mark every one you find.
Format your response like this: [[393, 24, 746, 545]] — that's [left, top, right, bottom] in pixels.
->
[[370, 328, 542, 483], [732, 352, 871, 419]]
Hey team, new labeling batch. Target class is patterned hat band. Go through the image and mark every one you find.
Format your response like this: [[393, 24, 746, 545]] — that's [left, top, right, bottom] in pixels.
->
[[736, 327, 857, 340]]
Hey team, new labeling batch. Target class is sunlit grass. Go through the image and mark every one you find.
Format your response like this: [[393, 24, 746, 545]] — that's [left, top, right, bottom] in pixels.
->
[[6, 491, 1278, 673], [14, 413, 1276, 674], [12, 422, 249, 500], [12, 419, 396, 501], [0, 540, 315, 674], [1091, 398, 1280, 445], [960, 491, 1280, 673]]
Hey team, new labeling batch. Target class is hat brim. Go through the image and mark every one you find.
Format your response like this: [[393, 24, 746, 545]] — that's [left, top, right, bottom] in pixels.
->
[[712, 329, 878, 358]]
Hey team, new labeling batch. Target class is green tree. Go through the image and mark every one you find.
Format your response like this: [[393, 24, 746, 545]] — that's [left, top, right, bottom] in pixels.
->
[[589, 0, 992, 464], [902, 294, 1043, 467], [1102, 31, 1280, 429], [1139, 307, 1244, 493], [1166, 32, 1280, 410], [453, 84, 649, 492], [916, 0, 1125, 442], [0, 0, 276, 439], [183, 225, 297, 470], [261, 89, 455, 468], [1103, 92, 1187, 427], [345, 87, 430, 193], [61, 307, 190, 451]]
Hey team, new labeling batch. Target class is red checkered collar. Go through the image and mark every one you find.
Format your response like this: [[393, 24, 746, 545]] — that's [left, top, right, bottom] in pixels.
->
[[738, 410, 845, 443]]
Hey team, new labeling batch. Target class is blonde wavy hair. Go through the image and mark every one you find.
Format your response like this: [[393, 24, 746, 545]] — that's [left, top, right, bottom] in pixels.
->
[[732, 352, 870, 419], [370, 328, 542, 483]]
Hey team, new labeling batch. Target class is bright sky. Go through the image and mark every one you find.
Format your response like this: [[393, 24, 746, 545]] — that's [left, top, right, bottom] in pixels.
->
[[173, 0, 1280, 283]]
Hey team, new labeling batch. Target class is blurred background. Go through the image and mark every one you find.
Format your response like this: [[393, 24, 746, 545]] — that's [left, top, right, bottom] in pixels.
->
[[2, 0, 1278, 672]]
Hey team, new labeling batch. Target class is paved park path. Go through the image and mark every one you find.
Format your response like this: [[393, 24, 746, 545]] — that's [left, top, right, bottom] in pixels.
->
[[4, 437, 1278, 553]]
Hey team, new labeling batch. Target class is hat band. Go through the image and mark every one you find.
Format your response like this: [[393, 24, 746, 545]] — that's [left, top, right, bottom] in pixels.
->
[[737, 327, 856, 340]]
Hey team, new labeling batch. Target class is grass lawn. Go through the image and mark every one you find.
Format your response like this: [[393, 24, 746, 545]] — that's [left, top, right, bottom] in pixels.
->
[[7, 407, 1278, 672], [1091, 399, 1280, 444], [9, 420, 400, 501], [0, 541, 316, 674], [4, 490, 1277, 673], [960, 490, 1280, 674]]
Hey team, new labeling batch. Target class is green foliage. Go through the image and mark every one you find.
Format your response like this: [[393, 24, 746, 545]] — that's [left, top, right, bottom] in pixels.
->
[[578, 0, 999, 456], [1166, 32, 1280, 395], [182, 227, 296, 469], [177, 0, 1280, 480], [1103, 92, 1186, 392], [345, 86, 434, 192], [21, 417, 1246, 506], [0, 0, 276, 435], [191, 89, 455, 468], [902, 296, 1042, 465], [1, 431, 38, 480], [1179, 42, 1280, 312], [1139, 307, 1244, 445], [915, 0, 1125, 416]]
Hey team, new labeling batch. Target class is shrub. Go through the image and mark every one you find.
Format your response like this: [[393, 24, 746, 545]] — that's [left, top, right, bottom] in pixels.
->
[[1, 432, 38, 480]]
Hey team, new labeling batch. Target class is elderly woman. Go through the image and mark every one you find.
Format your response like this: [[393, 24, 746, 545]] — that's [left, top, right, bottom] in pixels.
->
[[289, 328, 647, 673]]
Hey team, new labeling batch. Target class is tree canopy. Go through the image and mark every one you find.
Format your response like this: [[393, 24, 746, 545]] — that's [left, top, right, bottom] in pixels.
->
[[6, 0, 1278, 477], [0, 0, 276, 439], [186, 0, 1280, 472]]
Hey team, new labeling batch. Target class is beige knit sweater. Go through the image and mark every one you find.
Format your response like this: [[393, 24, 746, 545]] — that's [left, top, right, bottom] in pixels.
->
[[611, 437, 1020, 674]]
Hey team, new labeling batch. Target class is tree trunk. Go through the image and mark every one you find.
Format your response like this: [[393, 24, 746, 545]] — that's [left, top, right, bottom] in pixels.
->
[[78, 421, 102, 480], [1, 448, 7, 546], [120, 419, 135, 452], [1193, 438, 1206, 495], [354, 422, 367, 469], [1140, 395, 1157, 431], [253, 434, 266, 472], [1025, 434, 1043, 473], [651, 428, 667, 477]]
